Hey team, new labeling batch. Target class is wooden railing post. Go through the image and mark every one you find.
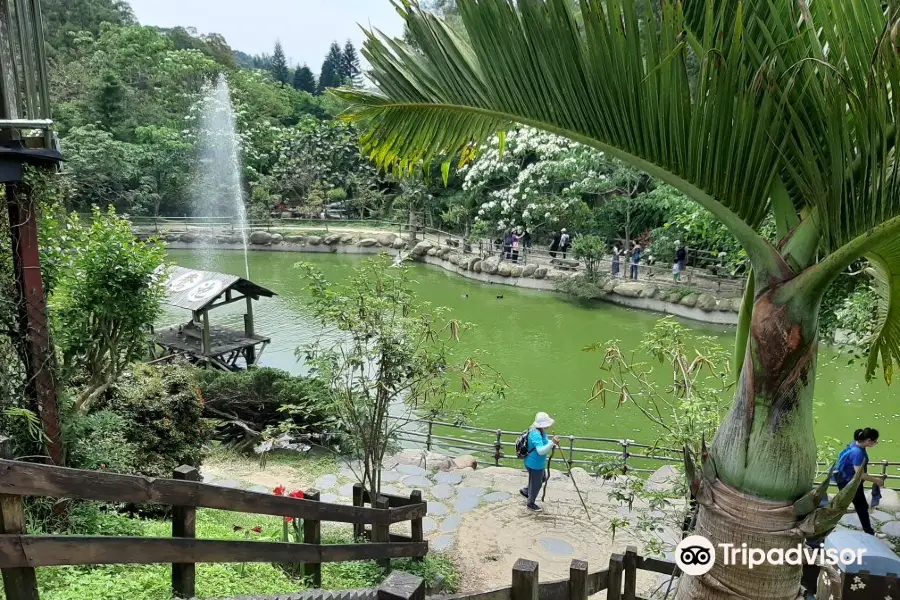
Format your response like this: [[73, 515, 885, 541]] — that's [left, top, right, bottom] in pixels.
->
[[409, 490, 424, 563], [494, 430, 503, 466], [568, 559, 588, 600], [172, 465, 199, 599], [607, 553, 624, 600], [511, 558, 539, 600], [623, 547, 637, 600], [0, 438, 40, 600], [621, 440, 630, 475], [303, 489, 322, 587], [426, 421, 433, 451], [352, 483, 364, 539], [374, 495, 391, 571]]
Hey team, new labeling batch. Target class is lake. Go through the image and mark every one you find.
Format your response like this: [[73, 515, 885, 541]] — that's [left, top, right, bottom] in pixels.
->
[[164, 249, 899, 458]]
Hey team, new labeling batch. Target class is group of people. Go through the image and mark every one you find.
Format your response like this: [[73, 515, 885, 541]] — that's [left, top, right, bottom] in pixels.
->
[[610, 242, 643, 280], [501, 229, 531, 262], [610, 240, 688, 281], [518, 415, 889, 535], [548, 229, 572, 259]]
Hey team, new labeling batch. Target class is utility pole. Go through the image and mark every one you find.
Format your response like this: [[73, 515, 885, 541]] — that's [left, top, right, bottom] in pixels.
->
[[0, 0, 64, 465]]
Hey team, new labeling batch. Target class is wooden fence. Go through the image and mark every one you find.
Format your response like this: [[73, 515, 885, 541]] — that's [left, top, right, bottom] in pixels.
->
[[392, 417, 900, 491], [0, 455, 427, 600], [435, 546, 674, 600]]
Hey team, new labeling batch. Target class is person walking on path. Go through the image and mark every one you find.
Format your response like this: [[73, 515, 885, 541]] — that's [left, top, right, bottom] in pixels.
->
[[549, 231, 561, 258], [611, 245, 621, 277], [559, 229, 572, 259], [834, 427, 885, 536], [674, 241, 687, 281], [519, 412, 560, 512], [630, 243, 642, 280], [503, 230, 513, 260], [511, 229, 521, 263]]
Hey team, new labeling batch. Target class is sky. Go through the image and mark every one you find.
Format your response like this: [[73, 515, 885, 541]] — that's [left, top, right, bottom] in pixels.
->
[[126, 0, 406, 72]]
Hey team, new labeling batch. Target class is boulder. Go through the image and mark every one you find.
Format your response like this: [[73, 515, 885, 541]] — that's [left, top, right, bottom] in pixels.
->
[[270, 233, 284, 244], [511, 265, 524, 277], [453, 455, 478, 470], [392, 238, 407, 249], [341, 234, 355, 244], [473, 260, 483, 273], [280, 212, 292, 219], [466, 257, 480, 271], [551, 258, 580, 270], [427, 247, 439, 256], [284, 235, 306, 244], [647, 465, 681, 493], [412, 241, 434, 256], [680, 293, 699, 308], [731, 297, 744, 312], [522, 264, 538, 277], [249, 231, 273, 245], [449, 254, 461, 266], [613, 282, 645, 298], [665, 292, 681, 304], [357, 238, 378, 247], [323, 234, 341, 245], [180, 232, 198, 243], [439, 246, 452, 258], [533, 267, 548, 279], [377, 232, 397, 246], [604, 279, 618, 293], [498, 262, 512, 277], [640, 284, 659, 299], [307, 235, 323, 246], [481, 257, 500, 275], [696, 293, 718, 311]]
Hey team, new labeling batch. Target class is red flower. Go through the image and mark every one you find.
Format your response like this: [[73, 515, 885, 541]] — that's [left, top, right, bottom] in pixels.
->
[[289, 490, 305, 500], [195, 387, 205, 406], [273, 485, 287, 496], [285, 516, 294, 523], [251, 526, 262, 534]]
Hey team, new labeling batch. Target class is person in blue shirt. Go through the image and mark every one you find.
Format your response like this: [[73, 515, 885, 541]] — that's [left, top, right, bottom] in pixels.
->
[[834, 427, 885, 535], [518, 412, 560, 512]]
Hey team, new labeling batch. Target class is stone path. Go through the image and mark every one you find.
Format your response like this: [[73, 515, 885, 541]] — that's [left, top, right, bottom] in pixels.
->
[[201, 450, 673, 595], [838, 486, 900, 547]]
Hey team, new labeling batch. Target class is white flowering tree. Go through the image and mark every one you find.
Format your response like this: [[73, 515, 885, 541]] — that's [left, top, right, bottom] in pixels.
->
[[464, 127, 616, 234]]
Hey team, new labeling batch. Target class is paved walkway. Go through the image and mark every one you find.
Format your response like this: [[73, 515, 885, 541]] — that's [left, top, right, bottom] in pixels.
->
[[201, 450, 675, 595]]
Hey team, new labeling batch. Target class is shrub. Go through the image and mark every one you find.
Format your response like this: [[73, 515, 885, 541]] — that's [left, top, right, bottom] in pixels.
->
[[571, 234, 606, 279], [198, 367, 339, 450], [101, 363, 211, 478], [555, 273, 609, 301], [66, 410, 137, 473]]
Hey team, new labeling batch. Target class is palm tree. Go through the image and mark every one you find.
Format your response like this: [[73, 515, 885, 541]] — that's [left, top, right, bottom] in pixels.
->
[[337, 0, 900, 597]]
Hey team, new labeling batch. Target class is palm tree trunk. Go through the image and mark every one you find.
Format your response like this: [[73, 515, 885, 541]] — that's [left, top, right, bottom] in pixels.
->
[[676, 285, 819, 600]]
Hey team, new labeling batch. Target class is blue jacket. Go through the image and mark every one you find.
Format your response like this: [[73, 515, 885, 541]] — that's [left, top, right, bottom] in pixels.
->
[[524, 429, 554, 471]]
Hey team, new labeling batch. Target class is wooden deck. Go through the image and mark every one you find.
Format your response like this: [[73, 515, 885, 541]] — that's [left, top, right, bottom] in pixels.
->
[[153, 324, 270, 370]]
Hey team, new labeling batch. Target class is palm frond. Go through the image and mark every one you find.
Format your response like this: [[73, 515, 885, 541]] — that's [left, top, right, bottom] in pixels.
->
[[337, 0, 804, 257], [866, 236, 900, 383], [785, 0, 900, 253]]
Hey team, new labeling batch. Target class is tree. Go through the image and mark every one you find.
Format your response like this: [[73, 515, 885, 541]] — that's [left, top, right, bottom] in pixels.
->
[[336, 1, 900, 597], [316, 41, 344, 94], [295, 254, 503, 502], [270, 41, 290, 86], [50, 206, 166, 411], [292, 64, 316, 94], [571, 235, 606, 280], [340, 40, 362, 87]]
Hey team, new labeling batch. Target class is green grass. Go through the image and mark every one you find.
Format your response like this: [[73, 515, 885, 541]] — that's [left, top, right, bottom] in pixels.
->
[[2, 506, 458, 600]]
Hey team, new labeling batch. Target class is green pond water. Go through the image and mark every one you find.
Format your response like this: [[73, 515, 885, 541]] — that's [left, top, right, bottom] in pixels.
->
[[165, 249, 900, 459]]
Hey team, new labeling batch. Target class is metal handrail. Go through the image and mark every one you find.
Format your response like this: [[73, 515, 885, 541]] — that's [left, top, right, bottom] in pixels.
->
[[389, 416, 900, 489]]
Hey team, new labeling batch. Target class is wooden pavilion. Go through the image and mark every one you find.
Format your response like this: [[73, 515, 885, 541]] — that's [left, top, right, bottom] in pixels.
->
[[152, 266, 275, 370]]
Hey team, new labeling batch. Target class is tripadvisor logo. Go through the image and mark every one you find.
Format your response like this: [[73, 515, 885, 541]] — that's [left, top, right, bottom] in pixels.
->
[[675, 535, 868, 574]]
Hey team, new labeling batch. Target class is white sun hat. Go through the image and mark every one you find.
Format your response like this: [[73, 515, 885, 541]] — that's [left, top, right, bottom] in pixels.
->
[[532, 412, 555, 429]]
